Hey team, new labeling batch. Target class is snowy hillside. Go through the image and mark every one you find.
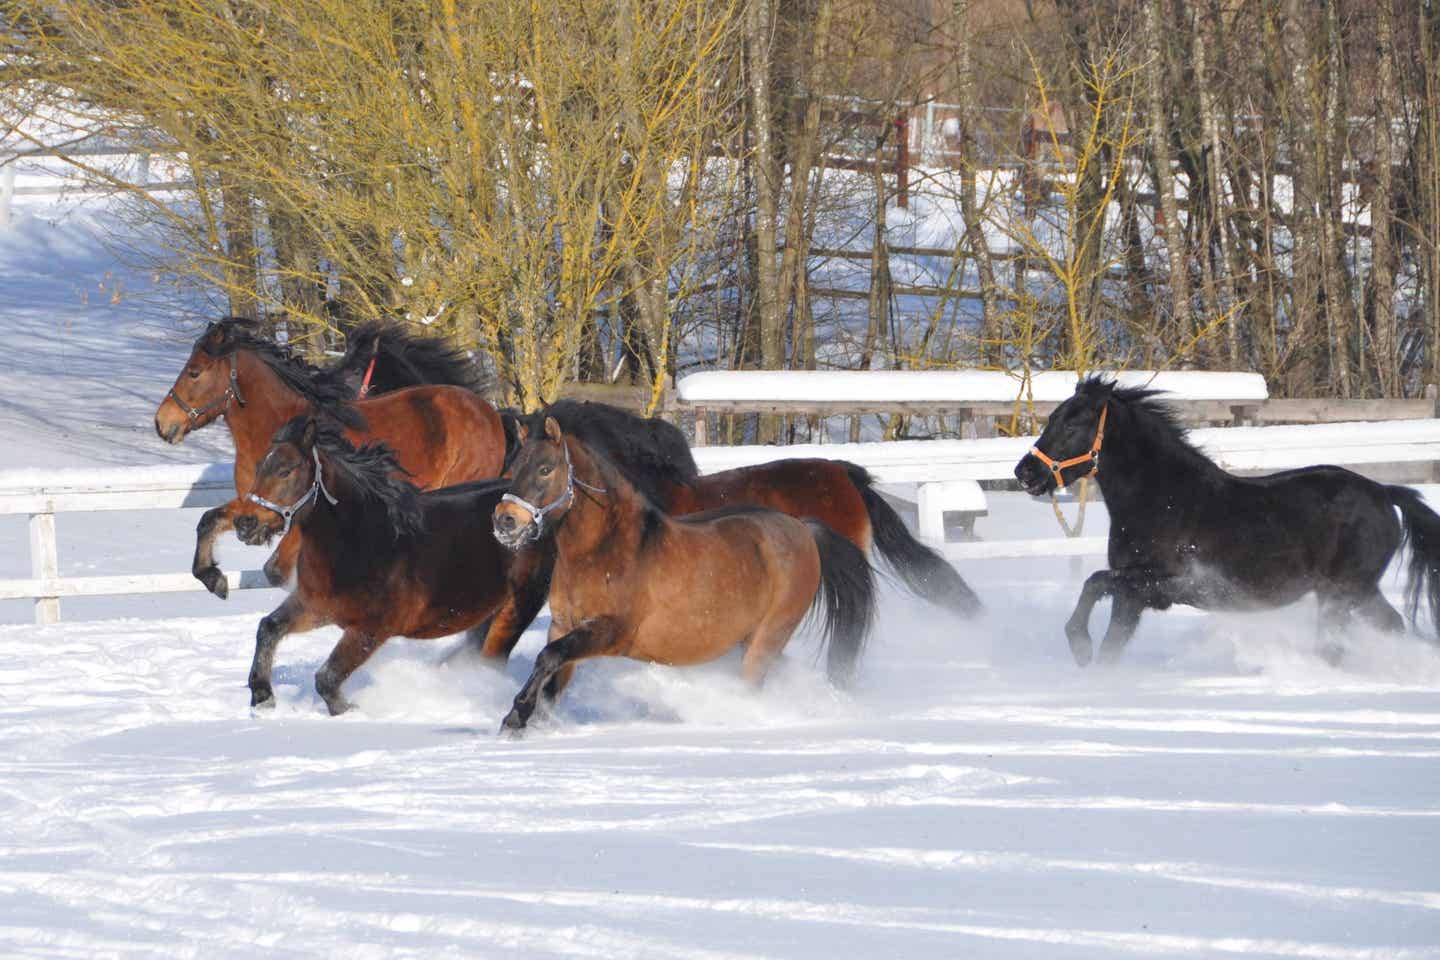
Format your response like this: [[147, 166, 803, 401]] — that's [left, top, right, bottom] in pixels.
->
[[1, 188, 1438, 958]]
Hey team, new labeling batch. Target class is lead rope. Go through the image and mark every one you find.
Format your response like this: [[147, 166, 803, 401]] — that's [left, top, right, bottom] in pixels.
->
[[1049, 474, 1091, 538]]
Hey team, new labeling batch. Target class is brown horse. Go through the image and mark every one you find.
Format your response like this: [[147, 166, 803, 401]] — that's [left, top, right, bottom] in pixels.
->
[[470, 409, 977, 669], [659, 460, 981, 618], [490, 417, 877, 736], [232, 416, 517, 714], [153, 319, 506, 595]]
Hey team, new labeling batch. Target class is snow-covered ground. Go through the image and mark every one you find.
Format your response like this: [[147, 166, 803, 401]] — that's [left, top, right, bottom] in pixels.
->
[[2, 189, 1439, 958]]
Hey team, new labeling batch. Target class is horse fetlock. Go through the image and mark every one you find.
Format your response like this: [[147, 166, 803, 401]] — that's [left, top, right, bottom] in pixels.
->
[[195, 565, 229, 599], [249, 682, 275, 708], [498, 708, 528, 738], [1066, 623, 1094, 667]]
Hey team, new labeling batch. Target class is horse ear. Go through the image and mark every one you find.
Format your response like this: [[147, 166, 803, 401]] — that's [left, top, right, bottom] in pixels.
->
[[299, 417, 318, 450], [515, 420, 530, 443], [544, 416, 563, 443]]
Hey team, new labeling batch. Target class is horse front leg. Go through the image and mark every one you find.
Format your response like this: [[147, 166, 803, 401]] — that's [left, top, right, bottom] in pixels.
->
[[314, 628, 385, 716], [500, 620, 621, 737], [249, 594, 324, 708], [453, 541, 555, 666], [1065, 569, 1116, 666], [193, 502, 238, 598]]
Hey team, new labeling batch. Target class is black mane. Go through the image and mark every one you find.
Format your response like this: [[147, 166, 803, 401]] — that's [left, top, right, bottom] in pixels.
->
[[199, 318, 364, 427], [1078, 377, 1213, 468], [276, 415, 423, 541], [503, 399, 698, 506], [317, 321, 491, 396]]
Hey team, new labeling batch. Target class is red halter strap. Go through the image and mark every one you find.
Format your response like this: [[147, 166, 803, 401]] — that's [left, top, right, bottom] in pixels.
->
[[356, 339, 380, 399], [1030, 404, 1108, 490]]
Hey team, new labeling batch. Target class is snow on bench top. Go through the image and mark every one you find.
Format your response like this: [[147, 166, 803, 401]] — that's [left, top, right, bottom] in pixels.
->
[[675, 369, 1270, 403]]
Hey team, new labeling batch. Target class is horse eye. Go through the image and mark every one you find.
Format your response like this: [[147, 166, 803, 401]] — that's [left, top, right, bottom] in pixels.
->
[[539, 465, 553, 477], [188, 369, 201, 379]]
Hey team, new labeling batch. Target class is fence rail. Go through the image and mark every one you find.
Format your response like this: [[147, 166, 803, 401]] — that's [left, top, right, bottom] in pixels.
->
[[6, 418, 1435, 624]]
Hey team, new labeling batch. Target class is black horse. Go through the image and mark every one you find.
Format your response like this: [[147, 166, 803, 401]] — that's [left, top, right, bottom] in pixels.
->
[[320, 320, 490, 398], [1013, 377, 1440, 665]]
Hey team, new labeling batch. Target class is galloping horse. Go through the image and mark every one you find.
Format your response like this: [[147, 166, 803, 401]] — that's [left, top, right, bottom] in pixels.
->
[[490, 417, 877, 735], [154, 318, 506, 595], [1013, 377, 1440, 665], [465, 406, 980, 664], [232, 416, 518, 714]]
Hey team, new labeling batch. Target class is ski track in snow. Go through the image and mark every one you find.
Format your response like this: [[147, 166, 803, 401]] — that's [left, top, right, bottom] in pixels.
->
[[2, 193, 1440, 957]]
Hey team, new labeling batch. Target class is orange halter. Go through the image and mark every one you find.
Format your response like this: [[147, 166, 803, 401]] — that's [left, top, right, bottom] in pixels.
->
[[1030, 405, 1108, 490]]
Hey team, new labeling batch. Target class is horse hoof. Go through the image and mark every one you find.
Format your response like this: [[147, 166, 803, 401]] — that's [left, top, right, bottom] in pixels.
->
[[250, 689, 276, 709], [1068, 635, 1094, 667], [197, 567, 229, 599], [498, 712, 527, 738], [324, 699, 351, 717]]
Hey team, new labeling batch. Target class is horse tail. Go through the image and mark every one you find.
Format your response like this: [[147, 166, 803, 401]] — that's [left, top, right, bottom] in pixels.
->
[[846, 462, 982, 618], [1390, 486, 1440, 635], [806, 519, 877, 686]]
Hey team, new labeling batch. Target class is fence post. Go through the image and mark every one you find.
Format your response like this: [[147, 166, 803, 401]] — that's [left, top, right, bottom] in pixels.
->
[[0, 164, 15, 230], [693, 407, 708, 446], [29, 511, 60, 624]]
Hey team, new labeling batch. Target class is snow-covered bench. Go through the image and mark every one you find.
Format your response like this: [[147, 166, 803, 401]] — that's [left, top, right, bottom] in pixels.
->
[[680, 369, 1271, 540]]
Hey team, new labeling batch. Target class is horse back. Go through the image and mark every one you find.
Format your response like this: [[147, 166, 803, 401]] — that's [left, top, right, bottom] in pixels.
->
[[674, 459, 871, 552], [349, 385, 506, 486], [1108, 462, 1402, 597]]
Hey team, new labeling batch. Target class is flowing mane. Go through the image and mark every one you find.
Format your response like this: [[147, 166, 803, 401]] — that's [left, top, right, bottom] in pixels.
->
[[275, 415, 423, 541], [1079, 377, 1215, 469], [319, 320, 492, 395], [199, 318, 363, 425], [503, 399, 698, 506]]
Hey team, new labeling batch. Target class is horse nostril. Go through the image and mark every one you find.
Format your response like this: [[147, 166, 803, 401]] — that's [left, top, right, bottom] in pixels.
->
[[497, 513, 516, 532], [235, 516, 255, 537]]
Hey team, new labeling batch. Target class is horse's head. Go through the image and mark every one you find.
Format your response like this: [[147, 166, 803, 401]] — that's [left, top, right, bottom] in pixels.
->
[[493, 415, 572, 550], [234, 415, 328, 545], [1014, 378, 1113, 496], [154, 318, 256, 444]]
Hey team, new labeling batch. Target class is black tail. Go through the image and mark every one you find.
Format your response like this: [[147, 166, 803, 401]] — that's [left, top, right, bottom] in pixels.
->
[[1390, 486, 1440, 636], [847, 463, 982, 618], [806, 519, 877, 686]]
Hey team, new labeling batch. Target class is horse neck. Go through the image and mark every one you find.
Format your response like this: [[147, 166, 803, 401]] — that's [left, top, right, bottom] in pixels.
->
[[554, 440, 645, 559], [297, 458, 388, 560], [1096, 405, 1219, 519], [225, 352, 311, 477]]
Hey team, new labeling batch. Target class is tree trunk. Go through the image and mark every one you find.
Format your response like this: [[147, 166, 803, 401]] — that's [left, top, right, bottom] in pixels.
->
[[746, 0, 783, 442], [1145, 0, 1190, 344], [219, 174, 260, 322], [1318, 0, 1352, 397], [1371, 0, 1399, 396], [952, 0, 1001, 365]]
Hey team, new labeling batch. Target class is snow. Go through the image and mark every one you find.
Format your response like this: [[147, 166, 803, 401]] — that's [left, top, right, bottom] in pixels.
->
[[2, 178, 1439, 959], [677, 370, 1270, 404]]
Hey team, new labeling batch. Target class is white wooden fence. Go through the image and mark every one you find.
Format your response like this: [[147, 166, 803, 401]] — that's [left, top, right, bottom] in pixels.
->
[[5, 418, 1440, 624]]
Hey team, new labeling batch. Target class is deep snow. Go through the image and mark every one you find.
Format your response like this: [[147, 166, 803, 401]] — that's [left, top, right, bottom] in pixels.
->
[[1, 184, 1438, 959]]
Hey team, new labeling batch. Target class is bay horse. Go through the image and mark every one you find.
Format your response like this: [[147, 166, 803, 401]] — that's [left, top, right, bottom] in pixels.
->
[[231, 415, 517, 714], [490, 417, 877, 735], [465, 406, 979, 664], [153, 318, 506, 596], [1013, 377, 1440, 666]]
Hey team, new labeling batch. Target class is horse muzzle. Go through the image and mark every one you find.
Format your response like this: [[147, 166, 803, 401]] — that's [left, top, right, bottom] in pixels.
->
[[1013, 453, 1055, 497], [154, 413, 186, 445], [492, 516, 538, 551]]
